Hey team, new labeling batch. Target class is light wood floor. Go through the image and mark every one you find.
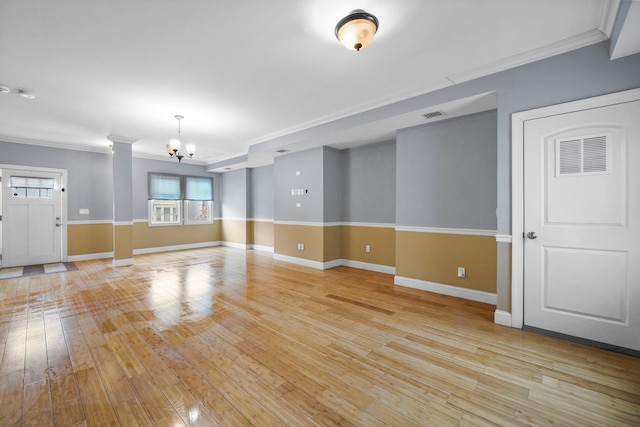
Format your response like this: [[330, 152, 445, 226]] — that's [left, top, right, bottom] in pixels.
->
[[1, 248, 639, 426]]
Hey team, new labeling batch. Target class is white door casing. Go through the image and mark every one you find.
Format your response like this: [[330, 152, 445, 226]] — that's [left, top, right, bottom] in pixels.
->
[[511, 88, 640, 352], [1, 166, 67, 267]]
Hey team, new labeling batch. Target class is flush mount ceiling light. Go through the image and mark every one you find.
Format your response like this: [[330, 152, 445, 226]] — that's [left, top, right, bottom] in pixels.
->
[[166, 115, 195, 162], [0, 85, 36, 98], [335, 9, 379, 51], [18, 89, 36, 99]]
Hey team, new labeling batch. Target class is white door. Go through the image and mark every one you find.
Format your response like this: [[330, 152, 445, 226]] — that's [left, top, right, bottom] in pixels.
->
[[523, 100, 640, 352], [1, 169, 63, 267]]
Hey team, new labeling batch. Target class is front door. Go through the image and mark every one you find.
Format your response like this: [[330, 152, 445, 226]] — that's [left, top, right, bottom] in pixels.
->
[[1, 168, 64, 267], [523, 99, 639, 352]]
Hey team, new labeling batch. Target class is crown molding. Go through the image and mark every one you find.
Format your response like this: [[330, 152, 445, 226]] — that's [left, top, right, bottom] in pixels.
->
[[246, 79, 454, 149], [447, 29, 609, 84], [0, 135, 111, 154], [131, 151, 208, 165], [107, 134, 136, 144], [600, 0, 621, 37]]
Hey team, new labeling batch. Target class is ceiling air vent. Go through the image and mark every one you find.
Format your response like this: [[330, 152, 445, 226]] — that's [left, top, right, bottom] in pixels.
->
[[422, 111, 445, 119], [275, 149, 290, 154]]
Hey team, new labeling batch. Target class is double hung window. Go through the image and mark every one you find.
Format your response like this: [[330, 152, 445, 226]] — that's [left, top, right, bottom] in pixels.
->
[[148, 173, 213, 225]]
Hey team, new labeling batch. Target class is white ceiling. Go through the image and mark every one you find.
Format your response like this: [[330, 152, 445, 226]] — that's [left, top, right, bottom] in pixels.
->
[[0, 0, 629, 170]]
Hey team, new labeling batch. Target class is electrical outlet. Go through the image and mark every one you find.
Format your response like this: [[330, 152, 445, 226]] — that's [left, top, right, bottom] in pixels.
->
[[365, 245, 371, 253], [79, 208, 89, 215], [457, 267, 466, 278], [298, 243, 304, 250]]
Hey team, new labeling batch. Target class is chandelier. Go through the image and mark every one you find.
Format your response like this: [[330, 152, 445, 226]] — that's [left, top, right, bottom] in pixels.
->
[[166, 115, 195, 162]]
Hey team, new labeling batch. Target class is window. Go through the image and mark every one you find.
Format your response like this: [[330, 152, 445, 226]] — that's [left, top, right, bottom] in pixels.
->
[[149, 200, 182, 224], [10, 176, 54, 199], [184, 176, 213, 224], [148, 173, 213, 225]]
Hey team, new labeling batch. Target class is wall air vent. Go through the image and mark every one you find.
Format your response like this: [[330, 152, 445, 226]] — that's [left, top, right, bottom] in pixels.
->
[[422, 111, 445, 119], [275, 149, 290, 154], [555, 133, 610, 177]]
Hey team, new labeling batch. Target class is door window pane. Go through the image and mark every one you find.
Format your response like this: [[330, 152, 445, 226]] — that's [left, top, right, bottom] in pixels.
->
[[10, 176, 54, 198]]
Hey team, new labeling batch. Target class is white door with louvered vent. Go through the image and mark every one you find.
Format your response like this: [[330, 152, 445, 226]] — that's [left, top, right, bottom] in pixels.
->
[[523, 100, 640, 352]]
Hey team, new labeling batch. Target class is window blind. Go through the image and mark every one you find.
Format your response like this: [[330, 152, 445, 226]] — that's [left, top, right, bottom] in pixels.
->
[[149, 173, 181, 200], [185, 176, 213, 201]]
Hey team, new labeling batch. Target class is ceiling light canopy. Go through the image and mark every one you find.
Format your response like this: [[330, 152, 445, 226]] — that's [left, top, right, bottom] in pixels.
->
[[0, 85, 36, 98], [18, 89, 36, 99], [335, 9, 379, 51], [166, 115, 195, 162]]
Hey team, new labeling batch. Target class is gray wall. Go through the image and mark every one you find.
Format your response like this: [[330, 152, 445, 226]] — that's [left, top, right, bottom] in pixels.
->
[[396, 110, 497, 230], [0, 141, 114, 221], [342, 140, 395, 224], [274, 147, 324, 222], [132, 157, 219, 220], [251, 165, 274, 220], [323, 147, 344, 223], [219, 168, 248, 219]]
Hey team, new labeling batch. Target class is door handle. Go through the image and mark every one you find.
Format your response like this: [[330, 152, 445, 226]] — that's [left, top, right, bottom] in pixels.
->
[[526, 231, 537, 239], [56, 223, 62, 227]]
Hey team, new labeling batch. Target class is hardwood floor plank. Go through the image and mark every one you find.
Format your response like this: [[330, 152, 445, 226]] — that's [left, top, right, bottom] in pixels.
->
[[0, 320, 26, 376], [316, 389, 384, 426], [152, 342, 252, 426], [22, 377, 53, 426], [0, 370, 25, 426], [541, 375, 640, 417], [1, 247, 639, 426], [24, 333, 49, 384], [48, 357, 85, 427], [74, 367, 120, 426]]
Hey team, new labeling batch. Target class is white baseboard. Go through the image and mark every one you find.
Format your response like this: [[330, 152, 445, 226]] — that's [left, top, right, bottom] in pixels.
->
[[494, 310, 513, 327], [273, 254, 339, 270], [248, 244, 274, 253], [221, 241, 248, 250], [324, 259, 343, 269], [394, 276, 497, 305], [133, 241, 221, 255], [68, 252, 114, 262], [340, 259, 395, 275], [112, 258, 134, 267], [272, 255, 395, 273]]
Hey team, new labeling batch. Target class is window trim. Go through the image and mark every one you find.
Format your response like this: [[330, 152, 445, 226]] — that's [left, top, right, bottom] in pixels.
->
[[148, 199, 183, 226]]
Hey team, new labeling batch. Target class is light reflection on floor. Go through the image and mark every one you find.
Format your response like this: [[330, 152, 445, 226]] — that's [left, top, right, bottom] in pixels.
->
[[149, 267, 217, 328]]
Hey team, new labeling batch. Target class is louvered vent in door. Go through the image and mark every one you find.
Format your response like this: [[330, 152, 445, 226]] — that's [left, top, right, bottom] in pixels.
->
[[555, 134, 610, 177]]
